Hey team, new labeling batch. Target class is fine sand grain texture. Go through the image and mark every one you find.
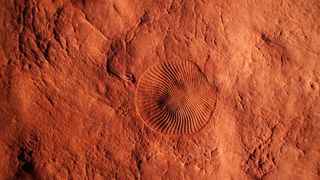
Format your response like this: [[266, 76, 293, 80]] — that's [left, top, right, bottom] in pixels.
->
[[0, 0, 319, 179]]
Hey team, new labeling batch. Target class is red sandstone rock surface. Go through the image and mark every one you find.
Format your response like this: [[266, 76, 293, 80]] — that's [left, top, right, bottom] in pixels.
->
[[0, 0, 319, 179]]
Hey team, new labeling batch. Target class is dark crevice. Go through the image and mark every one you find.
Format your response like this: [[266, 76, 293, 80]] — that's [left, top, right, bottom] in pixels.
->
[[15, 147, 37, 178], [35, 33, 50, 61], [18, 33, 27, 57], [105, 40, 123, 78], [138, 11, 150, 26], [53, 7, 64, 48], [261, 33, 272, 45]]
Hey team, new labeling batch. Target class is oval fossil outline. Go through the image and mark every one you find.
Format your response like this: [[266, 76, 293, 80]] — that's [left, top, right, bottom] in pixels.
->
[[135, 60, 217, 135]]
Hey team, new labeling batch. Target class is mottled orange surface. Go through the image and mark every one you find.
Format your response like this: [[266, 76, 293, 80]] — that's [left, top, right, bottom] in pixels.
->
[[0, 0, 319, 179]]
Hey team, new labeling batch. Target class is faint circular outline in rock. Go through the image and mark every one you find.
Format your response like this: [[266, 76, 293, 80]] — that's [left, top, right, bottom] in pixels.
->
[[135, 60, 217, 135]]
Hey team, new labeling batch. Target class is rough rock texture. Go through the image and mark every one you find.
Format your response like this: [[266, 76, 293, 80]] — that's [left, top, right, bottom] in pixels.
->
[[0, 0, 319, 179]]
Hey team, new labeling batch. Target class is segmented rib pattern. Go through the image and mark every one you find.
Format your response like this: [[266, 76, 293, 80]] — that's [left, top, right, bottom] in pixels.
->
[[135, 60, 216, 135]]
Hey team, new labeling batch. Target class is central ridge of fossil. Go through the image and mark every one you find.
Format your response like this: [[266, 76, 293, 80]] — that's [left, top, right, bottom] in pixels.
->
[[135, 60, 217, 135]]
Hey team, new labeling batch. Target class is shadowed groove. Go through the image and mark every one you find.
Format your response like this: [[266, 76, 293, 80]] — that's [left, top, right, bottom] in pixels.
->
[[148, 108, 166, 124], [177, 110, 183, 134], [168, 110, 178, 134], [154, 110, 169, 131], [135, 60, 217, 135], [166, 62, 180, 86], [160, 110, 174, 134], [150, 111, 167, 129], [163, 108, 176, 133], [153, 67, 176, 93], [192, 95, 209, 123], [183, 103, 195, 132], [188, 105, 201, 132]]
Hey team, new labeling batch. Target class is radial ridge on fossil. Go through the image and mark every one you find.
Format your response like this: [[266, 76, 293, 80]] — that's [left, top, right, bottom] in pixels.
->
[[135, 60, 217, 135]]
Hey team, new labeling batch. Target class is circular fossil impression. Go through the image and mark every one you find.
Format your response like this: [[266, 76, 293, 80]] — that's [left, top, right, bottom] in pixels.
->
[[135, 60, 217, 135]]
